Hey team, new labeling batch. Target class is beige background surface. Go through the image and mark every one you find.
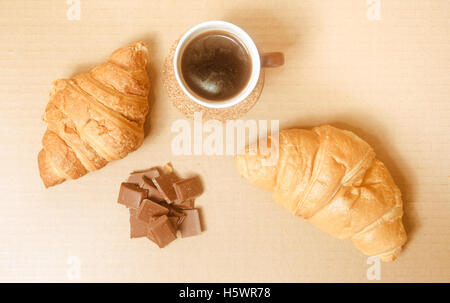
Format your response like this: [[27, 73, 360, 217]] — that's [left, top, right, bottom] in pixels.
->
[[0, 0, 449, 282]]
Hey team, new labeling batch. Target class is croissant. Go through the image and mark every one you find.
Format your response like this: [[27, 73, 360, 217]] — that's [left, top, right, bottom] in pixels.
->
[[235, 125, 407, 261], [38, 41, 150, 187]]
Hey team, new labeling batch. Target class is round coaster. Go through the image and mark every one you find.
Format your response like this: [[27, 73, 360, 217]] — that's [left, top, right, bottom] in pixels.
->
[[163, 40, 265, 121]]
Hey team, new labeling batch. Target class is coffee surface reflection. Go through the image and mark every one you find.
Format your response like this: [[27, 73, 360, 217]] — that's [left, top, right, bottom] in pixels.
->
[[181, 30, 251, 101]]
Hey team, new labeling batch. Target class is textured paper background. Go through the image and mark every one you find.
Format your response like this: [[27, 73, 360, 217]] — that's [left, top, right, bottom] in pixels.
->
[[0, 0, 449, 282]]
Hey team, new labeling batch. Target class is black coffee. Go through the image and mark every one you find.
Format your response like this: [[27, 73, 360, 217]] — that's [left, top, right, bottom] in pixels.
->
[[181, 30, 251, 101]]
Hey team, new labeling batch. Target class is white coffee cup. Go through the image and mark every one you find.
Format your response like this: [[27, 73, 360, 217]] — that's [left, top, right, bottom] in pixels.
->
[[174, 20, 284, 109]]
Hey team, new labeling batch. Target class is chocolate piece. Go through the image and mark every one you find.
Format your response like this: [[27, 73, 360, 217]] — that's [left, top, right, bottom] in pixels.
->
[[127, 168, 160, 186], [129, 208, 148, 238], [147, 215, 177, 248], [119, 164, 206, 248], [152, 173, 179, 203], [137, 199, 169, 223], [173, 177, 203, 202], [167, 206, 186, 225], [176, 198, 195, 210], [146, 228, 156, 243], [168, 216, 179, 229], [127, 172, 145, 185], [179, 209, 202, 238], [117, 182, 147, 208], [141, 177, 165, 202]]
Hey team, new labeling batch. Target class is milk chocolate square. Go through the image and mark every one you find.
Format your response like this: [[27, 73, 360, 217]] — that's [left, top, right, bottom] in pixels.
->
[[152, 173, 179, 203], [147, 215, 177, 248], [129, 208, 148, 238], [167, 206, 186, 225], [168, 216, 180, 230], [141, 176, 165, 202], [137, 199, 169, 223], [127, 168, 160, 186], [173, 177, 203, 202], [176, 198, 195, 210], [179, 209, 202, 238], [117, 182, 147, 208]]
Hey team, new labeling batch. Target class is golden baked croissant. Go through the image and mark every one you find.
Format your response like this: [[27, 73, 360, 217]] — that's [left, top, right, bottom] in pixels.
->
[[235, 125, 407, 261], [38, 41, 150, 187]]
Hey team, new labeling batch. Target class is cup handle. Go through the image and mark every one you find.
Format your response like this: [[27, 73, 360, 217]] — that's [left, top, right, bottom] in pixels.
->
[[261, 52, 284, 68]]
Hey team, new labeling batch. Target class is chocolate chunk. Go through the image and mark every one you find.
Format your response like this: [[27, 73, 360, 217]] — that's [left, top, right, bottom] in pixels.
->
[[141, 176, 165, 202], [176, 198, 195, 209], [179, 209, 202, 238], [146, 228, 156, 243], [147, 215, 177, 248], [119, 164, 206, 248], [117, 182, 147, 208], [129, 208, 148, 238], [173, 177, 203, 202], [127, 172, 145, 185], [152, 173, 179, 203], [127, 168, 160, 186], [167, 206, 186, 225], [137, 199, 169, 223], [168, 216, 179, 229]]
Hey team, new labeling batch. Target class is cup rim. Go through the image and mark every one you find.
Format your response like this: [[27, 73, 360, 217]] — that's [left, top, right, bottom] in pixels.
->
[[173, 20, 261, 109]]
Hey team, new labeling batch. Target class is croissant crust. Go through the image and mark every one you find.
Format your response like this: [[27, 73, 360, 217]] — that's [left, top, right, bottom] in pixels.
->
[[235, 125, 407, 261], [38, 41, 150, 187]]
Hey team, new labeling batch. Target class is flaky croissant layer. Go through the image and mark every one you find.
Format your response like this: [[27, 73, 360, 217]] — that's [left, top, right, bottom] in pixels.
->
[[38, 41, 150, 187], [235, 125, 407, 261]]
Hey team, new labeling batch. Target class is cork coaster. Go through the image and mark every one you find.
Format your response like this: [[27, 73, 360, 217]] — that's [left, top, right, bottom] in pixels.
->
[[163, 40, 265, 121]]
